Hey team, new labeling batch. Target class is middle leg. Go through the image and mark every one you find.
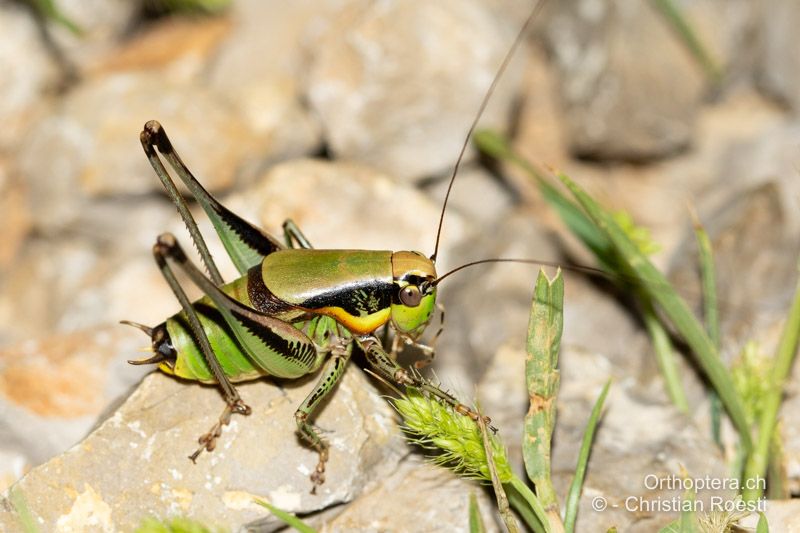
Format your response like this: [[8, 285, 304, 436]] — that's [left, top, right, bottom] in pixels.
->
[[294, 338, 352, 493]]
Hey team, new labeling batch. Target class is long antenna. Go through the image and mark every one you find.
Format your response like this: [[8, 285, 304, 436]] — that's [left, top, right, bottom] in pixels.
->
[[432, 258, 611, 286], [430, 0, 546, 263]]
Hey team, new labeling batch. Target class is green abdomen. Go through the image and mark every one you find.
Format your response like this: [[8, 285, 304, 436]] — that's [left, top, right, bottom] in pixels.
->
[[164, 276, 332, 383]]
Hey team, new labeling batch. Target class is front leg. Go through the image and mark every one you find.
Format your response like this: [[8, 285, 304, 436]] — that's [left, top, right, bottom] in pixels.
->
[[390, 302, 445, 369], [357, 335, 488, 425]]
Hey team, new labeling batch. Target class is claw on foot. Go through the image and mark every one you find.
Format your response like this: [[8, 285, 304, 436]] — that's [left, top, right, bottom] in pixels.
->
[[455, 404, 496, 432], [310, 448, 329, 495], [413, 357, 433, 370], [187, 400, 252, 462]]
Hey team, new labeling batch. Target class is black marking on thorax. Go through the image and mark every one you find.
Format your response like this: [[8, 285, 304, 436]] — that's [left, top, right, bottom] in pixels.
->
[[247, 264, 297, 315], [300, 279, 393, 317]]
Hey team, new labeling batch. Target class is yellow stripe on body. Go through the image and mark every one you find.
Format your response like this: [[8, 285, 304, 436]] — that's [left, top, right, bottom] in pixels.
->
[[317, 306, 391, 335]]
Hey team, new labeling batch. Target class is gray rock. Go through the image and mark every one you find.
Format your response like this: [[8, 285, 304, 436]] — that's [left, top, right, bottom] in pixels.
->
[[739, 500, 800, 531], [668, 122, 800, 348], [757, 0, 800, 112], [206, 0, 339, 164], [17, 73, 250, 233], [480, 345, 731, 532], [43, 0, 139, 70], [545, 0, 705, 160], [317, 458, 501, 533], [0, 3, 59, 151], [0, 326, 150, 480], [305, 0, 524, 182], [423, 166, 513, 227], [2, 367, 407, 531], [243, 158, 471, 262], [0, 163, 30, 274], [0, 198, 187, 346], [708, 120, 800, 236]]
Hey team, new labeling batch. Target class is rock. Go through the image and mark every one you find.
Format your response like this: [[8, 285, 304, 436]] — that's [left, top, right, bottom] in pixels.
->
[[17, 73, 253, 233], [738, 500, 800, 531], [757, 0, 800, 112], [1, 367, 407, 531], [430, 207, 564, 390], [305, 0, 524, 182], [0, 449, 28, 494], [0, 163, 31, 273], [423, 166, 513, 227], [0, 193, 213, 345], [0, 3, 59, 151], [670, 183, 800, 353], [0, 326, 150, 470], [242, 158, 470, 262], [316, 458, 501, 533], [42, 0, 140, 71], [708, 120, 800, 236], [544, 0, 705, 160], [90, 16, 232, 79], [207, 0, 340, 163]]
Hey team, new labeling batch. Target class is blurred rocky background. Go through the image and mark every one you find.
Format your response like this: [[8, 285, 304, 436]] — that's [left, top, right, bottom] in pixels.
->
[[1, 0, 800, 531]]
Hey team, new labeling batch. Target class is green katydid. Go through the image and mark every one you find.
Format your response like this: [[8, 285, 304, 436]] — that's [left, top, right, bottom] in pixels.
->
[[122, 3, 572, 492]]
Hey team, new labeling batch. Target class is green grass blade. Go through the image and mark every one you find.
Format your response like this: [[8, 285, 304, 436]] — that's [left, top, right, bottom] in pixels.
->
[[556, 172, 752, 451], [147, 0, 231, 14], [474, 130, 614, 266], [8, 488, 39, 533], [476, 131, 692, 413], [756, 512, 769, 533], [28, 0, 83, 35], [641, 301, 689, 412], [692, 216, 725, 447], [254, 499, 317, 533], [564, 380, 611, 533], [505, 478, 551, 533], [651, 0, 722, 82], [692, 218, 720, 348], [134, 517, 225, 533], [505, 475, 553, 533], [767, 424, 788, 499], [468, 493, 487, 533], [658, 521, 680, 533], [524, 270, 563, 515], [743, 269, 800, 501]]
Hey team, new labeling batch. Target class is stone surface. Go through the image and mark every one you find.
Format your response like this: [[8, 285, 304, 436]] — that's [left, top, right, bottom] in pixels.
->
[[0, 3, 59, 151], [480, 344, 732, 532], [313, 459, 501, 533], [4, 3, 800, 531], [44, 0, 140, 70], [757, 0, 800, 112], [206, 0, 339, 163], [305, 0, 524, 182], [424, 166, 513, 227], [244, 159, 470, 262], [667, 121, 800, 351], [18, 74, 250, 233], [0, 163, 31, 274], [0, 327, 150, 486], [739, 500, 800, 531], [0, 203, 175, 342], [1, 367, 407, 531], [545, 0, 705, 160]]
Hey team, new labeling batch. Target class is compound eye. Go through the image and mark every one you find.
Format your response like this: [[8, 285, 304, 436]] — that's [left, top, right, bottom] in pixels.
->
[[399, 285, 422, 307]]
